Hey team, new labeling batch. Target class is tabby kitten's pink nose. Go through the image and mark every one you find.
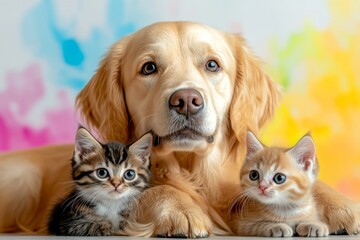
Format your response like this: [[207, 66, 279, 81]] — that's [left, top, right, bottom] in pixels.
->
[[111, 180, 121, 189]]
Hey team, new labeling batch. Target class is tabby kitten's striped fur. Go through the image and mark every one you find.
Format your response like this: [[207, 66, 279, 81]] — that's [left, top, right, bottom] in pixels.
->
[[231, 131, 329, 237], [48, 127, 152, 236]]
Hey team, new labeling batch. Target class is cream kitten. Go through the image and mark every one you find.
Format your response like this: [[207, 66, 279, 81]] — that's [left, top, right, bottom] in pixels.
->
[[231, 131, 329, 237]]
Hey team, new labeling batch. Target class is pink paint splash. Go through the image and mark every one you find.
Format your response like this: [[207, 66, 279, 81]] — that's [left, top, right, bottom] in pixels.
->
[[0, 64, 77, 152]]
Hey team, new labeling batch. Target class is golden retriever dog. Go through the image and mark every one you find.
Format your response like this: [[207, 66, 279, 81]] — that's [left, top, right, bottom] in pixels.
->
[[0, 21, 359, 237]]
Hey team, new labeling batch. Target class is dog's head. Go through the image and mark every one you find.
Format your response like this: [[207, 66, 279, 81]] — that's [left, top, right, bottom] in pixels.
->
[[76, 22, 280, 154]]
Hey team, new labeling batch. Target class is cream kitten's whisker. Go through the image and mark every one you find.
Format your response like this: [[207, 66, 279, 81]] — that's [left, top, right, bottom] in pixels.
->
[[228, 190, 251, 220], [238, 192, 252, 220], [227, 193, 242, 218]]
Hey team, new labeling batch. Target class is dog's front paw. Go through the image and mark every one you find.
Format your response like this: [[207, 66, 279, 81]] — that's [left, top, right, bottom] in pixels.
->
[[296, 222, 329, 237], [137, 186, 212, 238], [155, 209, 210, 238]]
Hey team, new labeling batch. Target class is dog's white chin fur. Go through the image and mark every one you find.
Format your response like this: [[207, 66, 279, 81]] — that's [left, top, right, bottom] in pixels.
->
[[170, 138, 208, 151], [153, 133, 215, 155]]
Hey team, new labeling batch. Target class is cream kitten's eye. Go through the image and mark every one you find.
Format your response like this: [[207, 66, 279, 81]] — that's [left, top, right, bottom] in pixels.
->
[[273, 173, 286, 184], [123, 169, 136, 181], [249, 170, 259, 181], [96, 168, 109, 179]]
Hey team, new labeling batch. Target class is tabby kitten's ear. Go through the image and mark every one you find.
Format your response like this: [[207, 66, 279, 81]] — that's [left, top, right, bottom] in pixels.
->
[[287, 134, 317, 181], [246, 131, 264, 160], [128, 133, 153, 164], [74, 127, 102, 163]]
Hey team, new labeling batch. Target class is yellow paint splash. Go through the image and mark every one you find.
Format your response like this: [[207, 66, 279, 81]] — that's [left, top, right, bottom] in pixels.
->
[[262, 0, 360, 200]]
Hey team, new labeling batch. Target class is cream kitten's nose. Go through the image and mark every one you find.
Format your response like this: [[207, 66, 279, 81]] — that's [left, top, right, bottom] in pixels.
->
[[259, 185, 268, 192]]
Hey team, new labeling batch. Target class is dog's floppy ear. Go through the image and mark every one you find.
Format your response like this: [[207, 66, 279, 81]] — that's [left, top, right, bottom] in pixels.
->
[[228, 34, 281, 142], [76, 36, 132, 143]]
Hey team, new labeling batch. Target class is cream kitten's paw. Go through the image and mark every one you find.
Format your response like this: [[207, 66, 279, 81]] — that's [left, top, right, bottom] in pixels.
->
[[262, 223, 293, 237], [324, 202, 360, 235], [314, 180, 360, 235], [296, 222, 329, 237]]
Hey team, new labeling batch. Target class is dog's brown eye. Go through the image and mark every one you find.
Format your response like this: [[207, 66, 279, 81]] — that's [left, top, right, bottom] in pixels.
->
[[141, 62, 157, 75], [206, 60, 220, 72]]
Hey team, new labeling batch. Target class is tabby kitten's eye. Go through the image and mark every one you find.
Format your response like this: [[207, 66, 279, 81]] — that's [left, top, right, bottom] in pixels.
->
[[123, 169, 136, 180], [249, 170, 259, 181], [273, 173, 286, 184], [96, 168, 109, 179]]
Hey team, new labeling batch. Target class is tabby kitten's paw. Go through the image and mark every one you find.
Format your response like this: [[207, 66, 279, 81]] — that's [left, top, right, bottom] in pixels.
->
[[296, 222, 329, 237], [89, 221, 113, 236], [262, 223, 293, 237]]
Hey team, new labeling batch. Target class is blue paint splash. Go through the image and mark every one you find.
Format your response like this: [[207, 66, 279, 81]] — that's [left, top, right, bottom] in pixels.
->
[[61, 39, 84, 66], [21, 0, 137, 91]]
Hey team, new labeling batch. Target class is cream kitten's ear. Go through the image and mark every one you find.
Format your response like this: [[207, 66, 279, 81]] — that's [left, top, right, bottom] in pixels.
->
[[246, 131, 263, 159], [287, 135, 317, 179], [75, 127, 102, 155], [129, 133, 152, 164]]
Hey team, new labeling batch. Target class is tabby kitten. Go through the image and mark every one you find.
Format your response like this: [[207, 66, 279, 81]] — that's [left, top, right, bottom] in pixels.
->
[[48, 127, 152, 236], [231, 131, 329, 237]]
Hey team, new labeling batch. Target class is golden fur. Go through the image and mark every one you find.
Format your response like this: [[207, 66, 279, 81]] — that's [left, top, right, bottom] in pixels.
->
[[0, 21, 359, 236]]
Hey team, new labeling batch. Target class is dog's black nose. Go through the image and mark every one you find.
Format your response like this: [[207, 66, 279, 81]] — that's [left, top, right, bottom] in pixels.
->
[[169, 89, 204, 116]]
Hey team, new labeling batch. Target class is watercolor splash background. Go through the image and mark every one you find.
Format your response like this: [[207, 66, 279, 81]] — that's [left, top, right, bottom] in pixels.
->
[[0, 0, 359, 199]]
